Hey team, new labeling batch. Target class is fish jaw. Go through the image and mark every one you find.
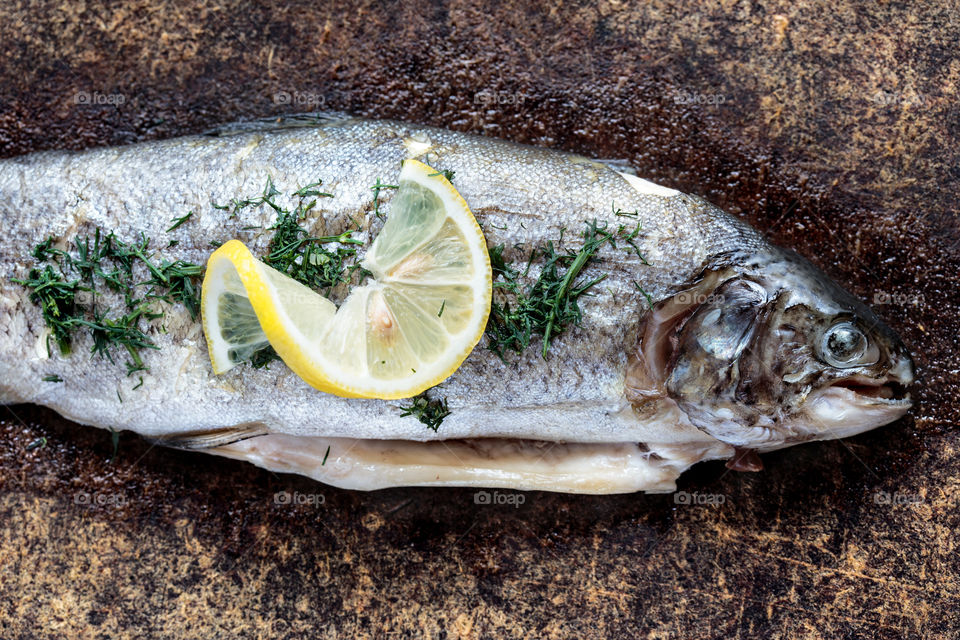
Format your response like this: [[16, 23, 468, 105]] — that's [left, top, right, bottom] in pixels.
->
[[793, 386, 912, 444], [785, 357, 915, 446]]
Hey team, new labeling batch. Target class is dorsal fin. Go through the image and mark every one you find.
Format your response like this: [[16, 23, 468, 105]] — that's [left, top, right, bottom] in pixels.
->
[[203, 111, 356, 138]]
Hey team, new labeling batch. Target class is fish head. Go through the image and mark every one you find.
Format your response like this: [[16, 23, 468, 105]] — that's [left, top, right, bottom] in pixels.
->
[[636, 248, 915, 451]]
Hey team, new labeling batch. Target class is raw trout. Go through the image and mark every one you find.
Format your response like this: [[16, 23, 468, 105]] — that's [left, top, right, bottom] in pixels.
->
[[0, 114, 915, 494]]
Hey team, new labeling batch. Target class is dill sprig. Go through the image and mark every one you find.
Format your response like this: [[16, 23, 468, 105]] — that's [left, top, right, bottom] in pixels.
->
[[486, 219, 632, 359], [428, 169, 456, 182], [399, 393, 451, 431], [166, 211, 193, 232], [212, 176, 283, 217], [370, 178, 399, 220]]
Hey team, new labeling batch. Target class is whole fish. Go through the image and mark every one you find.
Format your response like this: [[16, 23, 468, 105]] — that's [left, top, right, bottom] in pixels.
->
[[0, 114, 914, 494]]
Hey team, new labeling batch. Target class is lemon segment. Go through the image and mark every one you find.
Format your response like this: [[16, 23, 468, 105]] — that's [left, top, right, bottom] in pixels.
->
[[201, 159, 492, 399]]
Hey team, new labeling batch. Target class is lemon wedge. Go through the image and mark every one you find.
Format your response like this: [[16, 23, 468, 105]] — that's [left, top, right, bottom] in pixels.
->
[[201, 159, 492, 399]]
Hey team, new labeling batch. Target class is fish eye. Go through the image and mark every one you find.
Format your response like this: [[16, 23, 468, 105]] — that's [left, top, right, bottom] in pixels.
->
[[820, 322, 878, 368]]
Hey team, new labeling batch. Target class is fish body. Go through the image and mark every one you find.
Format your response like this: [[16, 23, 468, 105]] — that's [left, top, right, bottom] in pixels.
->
[[0, 115, 914, 493]]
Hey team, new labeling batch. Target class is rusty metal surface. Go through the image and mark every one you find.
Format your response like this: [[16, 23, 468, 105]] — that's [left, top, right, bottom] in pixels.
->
[[1, 1, 959, 638]]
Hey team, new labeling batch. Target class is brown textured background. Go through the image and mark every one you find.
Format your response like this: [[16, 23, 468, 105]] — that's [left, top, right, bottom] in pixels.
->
[[2, 1, 959, 638]]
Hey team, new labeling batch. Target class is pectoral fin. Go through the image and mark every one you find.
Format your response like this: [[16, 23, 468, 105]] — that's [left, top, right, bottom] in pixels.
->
[[152, 423, 270, 450]]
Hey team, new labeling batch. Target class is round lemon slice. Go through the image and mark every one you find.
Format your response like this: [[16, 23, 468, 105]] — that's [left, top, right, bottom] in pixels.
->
[[201, 159, 492, 399]]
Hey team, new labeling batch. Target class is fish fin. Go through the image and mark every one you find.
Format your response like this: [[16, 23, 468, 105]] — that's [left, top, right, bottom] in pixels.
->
[[203, 112, 355, 137], [592, 158, 638, 175], [151, 423, 270, 450], [725, 447, 763, 472]]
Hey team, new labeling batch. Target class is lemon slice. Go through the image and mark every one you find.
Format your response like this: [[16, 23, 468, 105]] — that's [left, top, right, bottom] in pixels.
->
[[201, 159, 492, 399]]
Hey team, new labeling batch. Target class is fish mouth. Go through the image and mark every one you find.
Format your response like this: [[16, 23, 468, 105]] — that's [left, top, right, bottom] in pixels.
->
[[796, 372, 914, 443], [828, 377, 912, 407]]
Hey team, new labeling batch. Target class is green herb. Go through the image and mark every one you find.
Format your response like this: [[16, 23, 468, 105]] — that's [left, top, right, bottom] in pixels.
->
[[231, 178, 371, 367], [634, 281, 654, 310], [399, 393, 451, 431], [263, 210, 362, 293], [132, 376, 144, 390], [25, 437, 47, 451], [166, 211, 193, 232], [371, 178, 399, 219], [322, 445, 331, 466], [438, 300, 446, 318], [109, 428, 120, 461], [486, 220, 615, 359], [15, 229, 203, 374], [213, 176, 283, 217], [12, 266, 80, 355], [428, 169, 456, 182], [42, 374, 63, 383], [293, 180, 333, 199], [248, 345, 281, 369]]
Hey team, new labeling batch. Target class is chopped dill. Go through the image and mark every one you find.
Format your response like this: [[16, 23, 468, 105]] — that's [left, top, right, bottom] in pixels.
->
[[166, 211, 194, 232], [322, 445, 331, 466], [370, 178, 399, 219], [212, 176, 283, 217], [486, 220, 616, 359], [428, 169, 456, 182], [293, 180, 333, 199], [399, 393, 451, 431], [262, 203, 362, 293], [613, 206, 639, 219], [248, 345, 281, 369], [42, 374, 63, 382], [14, 229, 204, 376], [438, 300, 446, 318], [485, 218, 652, 358], [634, 281, 654, 310], [25, 437, 47, 451]]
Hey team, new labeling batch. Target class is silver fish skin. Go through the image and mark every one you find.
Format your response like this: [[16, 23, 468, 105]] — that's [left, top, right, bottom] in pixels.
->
[[0, 114, 915, 494]]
